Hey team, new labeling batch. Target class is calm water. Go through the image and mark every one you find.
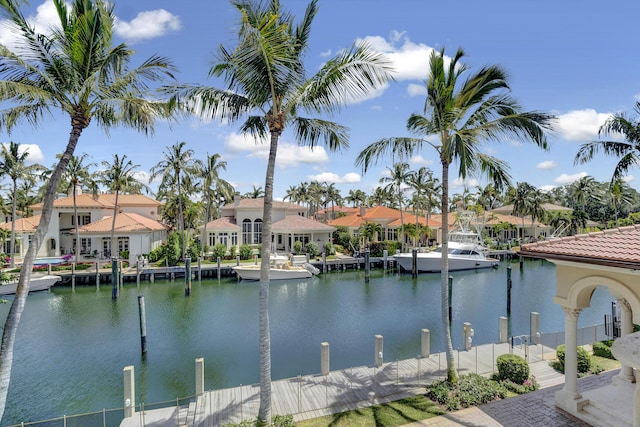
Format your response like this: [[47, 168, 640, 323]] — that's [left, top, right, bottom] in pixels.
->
[[0, 259, 614, 425]]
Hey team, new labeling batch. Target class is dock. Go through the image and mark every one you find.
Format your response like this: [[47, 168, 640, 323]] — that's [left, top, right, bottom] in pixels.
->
[[119, 342, 564, 427]]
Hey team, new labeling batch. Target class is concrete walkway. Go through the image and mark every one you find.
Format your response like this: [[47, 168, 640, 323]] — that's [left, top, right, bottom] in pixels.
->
[[119, 342, 580, 427]]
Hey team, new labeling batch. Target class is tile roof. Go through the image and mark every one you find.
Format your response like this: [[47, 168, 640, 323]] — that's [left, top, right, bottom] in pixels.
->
[[272, 215, 335, 232], [75, 212, 167, 234], [491, 203, 572, 214], [203, 217, 240, 231], [0, 215, 41, 233], [519, 225, 640, 269], [220, 197, 305, 211], [31, 193, 160, 210]]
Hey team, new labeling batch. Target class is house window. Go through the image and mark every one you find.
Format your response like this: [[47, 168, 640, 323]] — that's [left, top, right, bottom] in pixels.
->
[[117, 237, 129, 254], [73, 238, 92, 254], [208, 233, 216, 248], [71, 214, 91, 225], [231, 232, 238, 246], [242, 219, 252, 245], [253, 219, 262, 244]]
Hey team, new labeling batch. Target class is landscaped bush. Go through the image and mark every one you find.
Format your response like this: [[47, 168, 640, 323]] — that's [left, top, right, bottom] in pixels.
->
[[119, 250, 129, 260], [148, 245, 164, 263], [239, 244, 253, 260], [212, 243, 227, 260], [323, 241, 335, 256], [165, 233, 181, 266], [293, 240, 303, 254], [229, 245, 237, 258], [305, 242, 319, 258], [222, 414, 294, 427], [426, 373, 507, 411], [496, 353, 529, 384], [556, 344, 591, 373], [593, 341, 615, 359]]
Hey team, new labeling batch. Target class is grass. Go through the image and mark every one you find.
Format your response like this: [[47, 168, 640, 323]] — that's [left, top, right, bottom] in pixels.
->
[[295, 395, 444, 427]]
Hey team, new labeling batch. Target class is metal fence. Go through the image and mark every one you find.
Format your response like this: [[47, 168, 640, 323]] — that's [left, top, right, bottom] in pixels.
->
[[8, 323, 610, 427]]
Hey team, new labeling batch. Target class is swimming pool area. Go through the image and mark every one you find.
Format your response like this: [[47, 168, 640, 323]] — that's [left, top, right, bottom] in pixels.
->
[[33, 256, 71, 265]]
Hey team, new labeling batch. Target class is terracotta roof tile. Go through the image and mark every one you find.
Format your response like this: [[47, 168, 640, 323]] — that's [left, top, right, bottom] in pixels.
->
[[75, 212, 167, 234], [272, 215, 335, 232], [31, 193, 160, 210], [0, 215, 41, 232], [519, 225, 640, 268], [203, 217, 240, 231], [220, 197, 305, 211]]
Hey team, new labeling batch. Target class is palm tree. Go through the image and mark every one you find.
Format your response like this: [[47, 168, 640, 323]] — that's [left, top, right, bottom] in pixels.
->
[[0, 142, 44, 267], [355, 47, 553, 383], [380, 162, 411, 247], [151, 142, 199, 263], [101, 154, 147, 258], [608, 178, 634, 227], [244, 185, 265, 199], [0, 0, 175, 419], [575, 101, 640, 183], [369, 186, 394, 207], [508, 182, 535, 241], [197, 153, 233, 257], [346, 189, 367, 207], [407, 166, 440, 231], [61, 153, 97, 263], [168, 1, 391, 421], [324, 183, 342, 220]]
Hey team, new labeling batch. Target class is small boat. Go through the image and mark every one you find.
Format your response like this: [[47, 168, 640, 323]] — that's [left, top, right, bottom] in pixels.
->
[[233, 255, 320, 281], [394, 211, 499, 273], [0, 274, 62, 296]]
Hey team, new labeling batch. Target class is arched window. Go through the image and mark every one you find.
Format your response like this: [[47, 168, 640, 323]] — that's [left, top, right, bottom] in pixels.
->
[[253, 219, 263, 244], [242, 219, 252, 244]]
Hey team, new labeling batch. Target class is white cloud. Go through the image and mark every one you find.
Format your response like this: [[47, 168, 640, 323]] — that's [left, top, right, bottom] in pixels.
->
[[554, 172, 587, 185], [624, 175, 635, 184], [360, 35, 435, 81], [556, 109, 612, 142], [1, 143, 44, 164], [410, 155, 434, 166], [539, 185, 556, 193], [537, 160, 557, 170], [114, 9, 181, 42], [407, 83, 426, 97], [132, 171, 152, 185], [450, 177, 479, 189], [306, 172, 361, 184], [320, 49, 332, 58], [0, 0, 59, 51], [224, 132, 328, 167]]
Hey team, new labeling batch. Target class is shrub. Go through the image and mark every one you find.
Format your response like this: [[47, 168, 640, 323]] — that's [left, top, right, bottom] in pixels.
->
[[188, 240, 200, 259], [221, 414, 294, 427], [306, 242, 319, 258], [427, 373, 507, 411], [165, 233, 181, 266], [593, 341, 615, 359], [229, 245, 237, 258], [498, 376, 539, 394], [119, 250, 129, 260], [212, 243, 227, 260], [148, 245, 164, 263], [293, 240, 303, 254], [556, 344, 591, 373], [239, 244, 253, 260], [323, 242, 335, 256], [496, 353, 529, 384]]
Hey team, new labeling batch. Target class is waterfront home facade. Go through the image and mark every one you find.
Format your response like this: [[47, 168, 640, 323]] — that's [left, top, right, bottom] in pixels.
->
[[2, 190, 166, 263], [520, 225, 640, 427], [203, 197, 335, 254]]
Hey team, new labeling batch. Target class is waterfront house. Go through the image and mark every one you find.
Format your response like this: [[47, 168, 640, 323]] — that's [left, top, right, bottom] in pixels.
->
[[1, 189, 167, 264], [202, 197, 335, 254], [520, 225, 640, 426]]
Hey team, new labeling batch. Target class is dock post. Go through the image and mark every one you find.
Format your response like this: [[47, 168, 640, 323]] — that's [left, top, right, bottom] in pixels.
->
[[95, 261, 100, 289], [322, 252, 327, 273], [530, 312, 540, 344], [185, 256, 192, 296], [71, 262, 76, 291], [254, 254, 258, 265], [236, 255, 240, 266], [217, 257, 221, 280], [138, 295, 147, 354], [374, 335, 383, 367], [123, 366, 135, 418], [321, 342, 330, 376], [47, 263, 52, 275], [411, 249, 417, 278], [507, 265, 512, 315], [383, 249, 388, 271], [111, 257, 119, 299], [198, 257, 202, 281], [364, 249, 370, 283], [195, 358, 205, 397], [448, 276, 453, 325], [463, 322, 474, 351], [136, 258, 141, 288], [421, 328, 430, 358], [119, 260, 124, 288], [499, 316, 508, 343], [150, 272, 155, 283]]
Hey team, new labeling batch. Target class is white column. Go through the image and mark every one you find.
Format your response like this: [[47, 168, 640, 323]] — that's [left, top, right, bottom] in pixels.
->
[[195, 358, 205, 396], [562, 306, 582, 400], [619, 299, 636, 383], [123, 366, 135, 418]]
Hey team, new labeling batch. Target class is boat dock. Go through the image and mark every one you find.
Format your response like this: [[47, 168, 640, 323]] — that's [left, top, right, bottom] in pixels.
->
[[118, 342, 564, 427]]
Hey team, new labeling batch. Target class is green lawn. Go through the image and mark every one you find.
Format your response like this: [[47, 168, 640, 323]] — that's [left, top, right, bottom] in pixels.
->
[[295, 395, 444, 427]]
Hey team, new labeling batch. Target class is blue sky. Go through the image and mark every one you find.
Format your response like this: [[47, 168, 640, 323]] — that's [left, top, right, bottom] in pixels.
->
[[2, 0, 639, 202]]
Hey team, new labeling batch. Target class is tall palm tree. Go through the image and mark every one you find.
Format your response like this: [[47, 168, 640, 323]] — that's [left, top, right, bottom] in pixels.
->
[[355, 47, 553, 383], [508, 182, 535, 241], [101, 154, 147, 257], [0, 142, 44, 267], [324, 183, 342, 220], [168, 1, 391, 421], [608, 178, 633, 227], [346, 189, 367, 207], [244, 185, 265, 199], [380, 162, 411, 247], [407, 166, 440, 231], [575, 101, 640, 183], [0, 1, 175, 417], [151, 142, 199, 263], [197, 153, 233, 257], [61, 153, 97, 263]]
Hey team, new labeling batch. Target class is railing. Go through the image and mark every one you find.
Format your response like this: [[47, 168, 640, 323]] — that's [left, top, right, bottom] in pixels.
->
[[8, 323, 610, 427]]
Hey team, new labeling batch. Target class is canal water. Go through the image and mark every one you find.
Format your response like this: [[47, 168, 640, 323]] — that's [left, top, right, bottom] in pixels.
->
[[0, 259, 615, 425]]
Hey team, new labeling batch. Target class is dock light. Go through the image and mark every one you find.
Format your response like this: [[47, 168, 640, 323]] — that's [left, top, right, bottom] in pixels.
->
[[378, 351, 383, 360], [125, 398, 131, 407]]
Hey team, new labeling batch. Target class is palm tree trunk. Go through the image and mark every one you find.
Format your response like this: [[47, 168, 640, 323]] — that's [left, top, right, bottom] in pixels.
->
[[440, 161, 456, 383], [110, 190, 119, 257], [0, 124, 82, 420], [257, 131, 278, 424], [9, 179, 16, 268]]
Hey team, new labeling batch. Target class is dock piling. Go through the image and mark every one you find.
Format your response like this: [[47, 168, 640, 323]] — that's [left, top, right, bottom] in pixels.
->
[[138, 295, 147, 354]]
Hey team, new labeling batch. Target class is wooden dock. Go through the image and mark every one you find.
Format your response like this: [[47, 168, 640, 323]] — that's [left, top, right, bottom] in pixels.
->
[[119, 342, 563, 427]]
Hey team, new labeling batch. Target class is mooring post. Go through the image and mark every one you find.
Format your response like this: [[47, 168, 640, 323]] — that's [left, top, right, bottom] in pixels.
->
[[499, 316, 508, 343], [136, 258, 141, 288], [321, 342, 330, 376], [383, 249, 388, 271], [217, 256, 221, 280], [195, 358, 204, 397], [411, 248, 418, 278], [197, 256, 202, 281], [322, 252, 327, 273], [71, 262, 76, 291], [185, 256, 192, 296], [95, 261, 100, 289], [111, 257, 119, 299], [374, 334, 383, 367], [507, 265, 512, 315], [530, 311, 540, 345], [138, 295, 147, 354], [421, 328, 430, 358], [47, 263, 52, 275], [364, 249, 370, 282], [236, 255, 240, 266], [123, 366, 135, 418]]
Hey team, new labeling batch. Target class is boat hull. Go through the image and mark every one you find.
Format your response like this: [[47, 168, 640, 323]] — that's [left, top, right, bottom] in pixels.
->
[[0, 275, 62, 296], [232, 265, 313, 281], [393, 252, 498, 273]]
